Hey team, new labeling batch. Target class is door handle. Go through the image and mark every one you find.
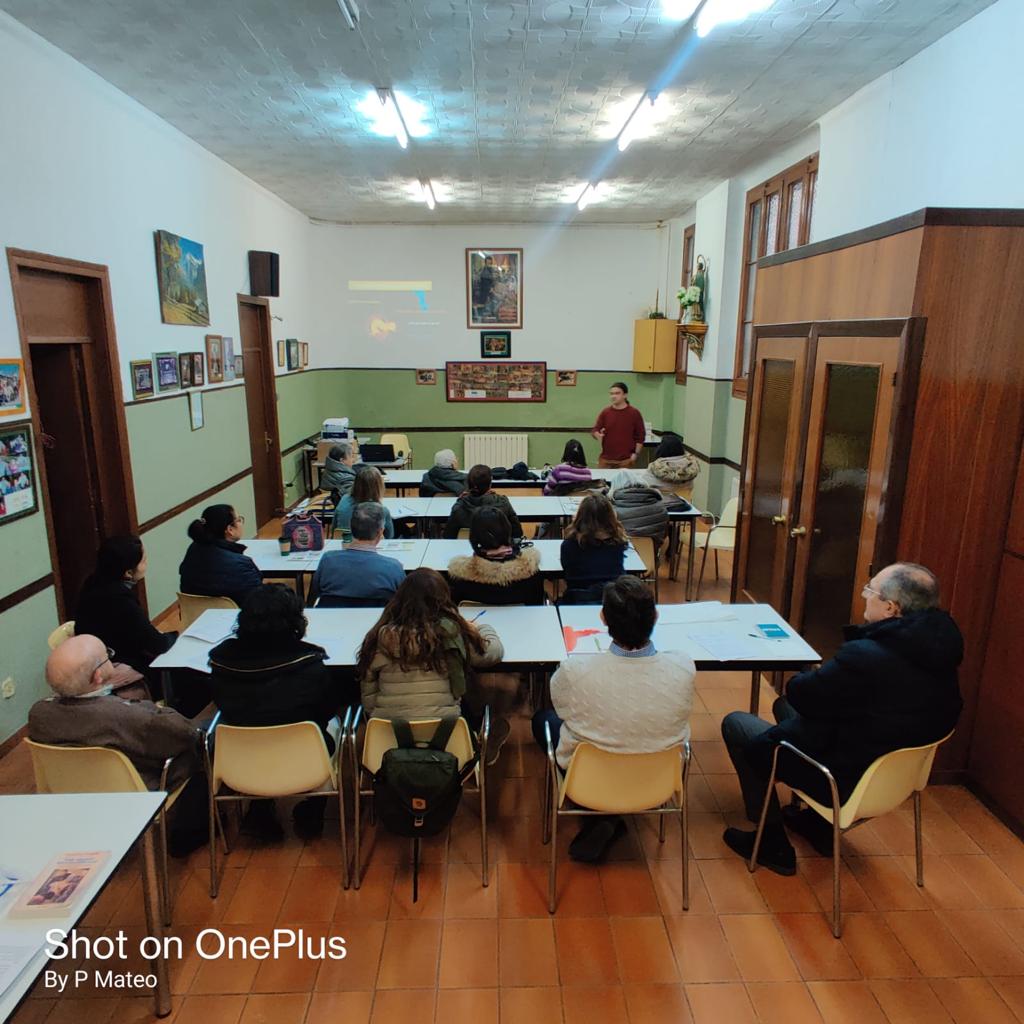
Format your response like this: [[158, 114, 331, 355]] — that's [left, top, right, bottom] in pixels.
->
[[790, 525, 807, 537], [264, 433, 273, 453], [770, 515, 786, 525]]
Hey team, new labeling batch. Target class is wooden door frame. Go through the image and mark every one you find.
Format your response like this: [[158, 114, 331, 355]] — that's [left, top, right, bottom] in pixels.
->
[[236, 293, 284, 524], [7, 248, 140, 621]]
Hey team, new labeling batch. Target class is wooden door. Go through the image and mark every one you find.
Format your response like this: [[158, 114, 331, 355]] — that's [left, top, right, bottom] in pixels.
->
[[788, 331, 901, 657], [736, 331, 813, 612], [237, 295, 283, 527]]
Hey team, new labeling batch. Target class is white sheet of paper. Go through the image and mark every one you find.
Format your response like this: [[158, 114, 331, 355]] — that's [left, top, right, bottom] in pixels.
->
[[655, 602, 736, 625], [0, 941, 41, 999], [182, 611, 238, 644], [689, 633, 765, 660], [379, 541, 414, 550]]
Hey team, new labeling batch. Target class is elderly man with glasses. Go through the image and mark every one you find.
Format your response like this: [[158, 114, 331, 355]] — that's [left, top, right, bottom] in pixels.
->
[[719, 562, 963, 875]]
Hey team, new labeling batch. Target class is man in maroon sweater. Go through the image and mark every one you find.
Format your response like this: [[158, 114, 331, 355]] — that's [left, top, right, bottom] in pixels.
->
[[591, 382, 646, 468]]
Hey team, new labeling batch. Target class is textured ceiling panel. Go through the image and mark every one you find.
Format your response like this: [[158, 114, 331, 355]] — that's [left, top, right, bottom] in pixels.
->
[[0, 0, 995, 223]]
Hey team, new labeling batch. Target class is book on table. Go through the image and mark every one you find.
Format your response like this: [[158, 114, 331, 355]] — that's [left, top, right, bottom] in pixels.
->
[[5, 851, 110, 919]]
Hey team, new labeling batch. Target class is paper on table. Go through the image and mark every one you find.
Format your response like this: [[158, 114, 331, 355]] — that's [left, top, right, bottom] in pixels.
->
[[655, 602, 736, 625], [690, 633, 765, 661], [182, 612, 238, 644], [379, 541, 415, 551], [0, 941, 42, 998]]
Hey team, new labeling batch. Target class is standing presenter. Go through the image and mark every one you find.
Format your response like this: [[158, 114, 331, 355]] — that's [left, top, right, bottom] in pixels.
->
[[591, 382, 646, 469]]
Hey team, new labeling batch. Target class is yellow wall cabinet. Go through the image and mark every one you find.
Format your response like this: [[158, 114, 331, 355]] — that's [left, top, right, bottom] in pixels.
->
[[632, 318, 677, 372]]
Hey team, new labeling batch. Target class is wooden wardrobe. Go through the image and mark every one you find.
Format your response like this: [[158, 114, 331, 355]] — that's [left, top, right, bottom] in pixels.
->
[[733, 208, 1024, 809]]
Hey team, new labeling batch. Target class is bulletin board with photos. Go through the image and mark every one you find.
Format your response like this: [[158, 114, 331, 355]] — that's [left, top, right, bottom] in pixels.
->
[[0, 423, 38, 524], [445, 361, 546, 403]]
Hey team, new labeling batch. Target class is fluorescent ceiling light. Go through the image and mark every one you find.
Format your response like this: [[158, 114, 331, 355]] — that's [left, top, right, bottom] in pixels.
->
[[616, 93, 661, 153], [661, 0, 701, 20], [356, 88, 430, 147], [407, 180, 438, 210], [576, 182, 611, 211], [696, 0, 774, 37], [336, 0, 360, 30]]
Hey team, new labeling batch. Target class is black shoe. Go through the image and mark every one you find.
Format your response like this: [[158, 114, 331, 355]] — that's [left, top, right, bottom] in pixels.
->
[[722, 827, 796, 876], [782, 805, 834, 857], [168, 829, 208, 859], [569, 817, 627, 863], [293, 796, 326, 840], [241, 800, 284, 841], [484, 717, 511, 767]]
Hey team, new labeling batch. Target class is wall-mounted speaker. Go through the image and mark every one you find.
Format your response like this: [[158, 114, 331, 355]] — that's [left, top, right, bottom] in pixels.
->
[[248, 250, 280, 297]]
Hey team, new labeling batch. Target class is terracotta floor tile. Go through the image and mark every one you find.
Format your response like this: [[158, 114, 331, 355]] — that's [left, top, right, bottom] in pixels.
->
[[868, 979, 953, 1024], [936, 910, 1024, 976], [664, 915, 740, 982], [698, 859, 768, 914], [882, 911, 979, 978], [837, 912, 919, 979], [369, 989, 435, 1024], [610, 917, 679, 984], [221, 868, 290, 925], [499, 987, 564, 1024], [435, 987, 499, 1023], [720, 914, 800, 982], [189, 928, 264, 995], [445, 861, 498, 918], [773, 914, 861, 981], [867, 811, 921, 857], [598, 862, 661, 916], [314, 919, 386, 990], [250, 945, 322, 994], [648, 857, 714, 916], [276, 867, 341, 922], [499, 861, 551, 917], [753, 868, 821, 914], [635, 814, 687, 861], [991, 909, 1024, 949], [704, 774, 747, 817], [174, 868, 245, 926], [746, 982, 824, 1024], [686, 811, 733, 860], [552, 862, 611, 917], [622, 983, 692, 1022], [498, 918, 559, 987], [993, 848, 1024, 892], [387, 862, 447, 919], [304, 990, 374, 1024], [846, 857, 929, 911], [438, 919, 498, 988], [108, 996, 183, 1024], [918, 808, 984, 856], [173, 994, 247, 1024], [929, 794, 1020, 858], [237, 992, 309, 1024], [989, 978, 1024, 1021], [9, 999, 57, 1024], [894, 855, 983, 911], [806, 981, 887, 1024], [840, 822, 894, 859], [376, 919, 442, 989], [561, 985, 629, 1024], [929, 978, 1021, 1024], [43, 998, 120, 1024], [555, 917, 619, 985], [943, 856, 1024, 909], [684, 982, 757, 1024], [799, 858, 876, 914], [333, 862, 395, 921]]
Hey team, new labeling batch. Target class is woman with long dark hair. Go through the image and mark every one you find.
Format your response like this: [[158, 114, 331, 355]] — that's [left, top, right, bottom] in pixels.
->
[[447, 507, 544, 606], [178, 503, 261, 606], [335, 465, 395, 541], [560, 493, 629, 598]]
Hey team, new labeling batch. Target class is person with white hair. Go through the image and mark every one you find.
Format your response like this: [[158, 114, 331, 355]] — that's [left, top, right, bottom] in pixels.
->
[[419, 447, 468, 497]]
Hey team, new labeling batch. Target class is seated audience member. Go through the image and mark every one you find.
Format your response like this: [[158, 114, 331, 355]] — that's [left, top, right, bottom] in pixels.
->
[[610, 432, 699, 498], [611, 483, 668, 543], [311, 502, 406, 607], [448, 507, 544, 606], [559, 494, 629, 602], [209, 584, 336, 838], [721, 562, 963, 875], [320, 442, 357, 496], [75, 535, 175, 694], [442, 464, 523, 539], [419, 448, 468, 497], [543, 439, 594, 496], [357, 568, 509, 758], [335, 465, 395, 541], [179, 504, 261, 606], [533, 576, 695, 861], [29, 634, 208, 854]]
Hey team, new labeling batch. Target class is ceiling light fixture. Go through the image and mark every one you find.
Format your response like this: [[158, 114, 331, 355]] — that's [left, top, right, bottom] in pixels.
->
[[577, 182, 611, 211], [421, 180, 436, 210], [696, 0, 774, 37], [377, 87, 408, 149], [336, 0, 360, 30], [616, 92, 660, 153], [661, 0, 701, 20]]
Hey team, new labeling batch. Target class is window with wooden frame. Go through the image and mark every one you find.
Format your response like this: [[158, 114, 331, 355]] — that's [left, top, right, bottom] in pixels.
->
[[677, 223, 696, 384], [732, 153, 818, 397]]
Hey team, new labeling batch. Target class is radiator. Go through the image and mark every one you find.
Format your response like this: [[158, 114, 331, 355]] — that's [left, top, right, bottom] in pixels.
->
[[464, 433, 528, 467]]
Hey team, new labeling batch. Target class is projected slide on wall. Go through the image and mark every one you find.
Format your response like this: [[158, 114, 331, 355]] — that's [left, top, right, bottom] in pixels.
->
[[347, 280, 443, 340]]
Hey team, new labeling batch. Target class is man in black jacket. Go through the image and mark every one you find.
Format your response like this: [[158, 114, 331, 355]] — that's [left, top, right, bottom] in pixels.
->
[[721, 562, 963, 875]]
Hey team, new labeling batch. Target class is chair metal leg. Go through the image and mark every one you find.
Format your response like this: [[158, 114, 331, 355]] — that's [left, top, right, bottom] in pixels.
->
[[658, 812, 666, 844], [714, 549, 720, 579], [338, 782, 350, 891], [749, 746, 781, 873], [157, 812, 172, 927], [547, 788, 558, 914], [831, 814, 842, 938], [352, 767, 363, 890], [749, 671, 761, 715], [541, 755, 552, 845], [913, 790, 924, 887], [208, 787, 219, 899], [695, 545, 709, 600], [480, 764, 489, 888], [681, 802, 689, 912]]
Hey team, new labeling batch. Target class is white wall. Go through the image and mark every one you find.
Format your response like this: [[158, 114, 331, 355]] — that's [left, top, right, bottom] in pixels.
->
[[813, 0, 1024, 241], [307, 221, 670, 370]]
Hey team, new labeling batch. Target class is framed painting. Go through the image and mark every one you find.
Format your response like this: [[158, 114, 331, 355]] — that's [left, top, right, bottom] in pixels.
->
[[130, 359, 154, 400], [301, 342, 309, 368], [276, 340, 285, 367], [222, 337, 236, 381], [155, 352, 179, 392], [416, 369, 437, 385], [0, 424, 39, 524], [446, 361, 546, 403], [191, 351, 205, 386], [178, 352, 193, 388], [556, 370, 577, 386], [154, 229, 210, 326], [205, 335, 224, 383], [480, 331, 511, 358], [189, 391, 204, 431], [466, 248, 523, 329], [286, 338, 300, 371], [0, 359, 27, 417], [234, 354, 244, 379]]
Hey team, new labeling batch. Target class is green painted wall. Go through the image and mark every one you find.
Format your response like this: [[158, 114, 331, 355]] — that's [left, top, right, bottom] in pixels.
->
[[0, 587, 58, 747], [3, 483, 53, 594], [277, 370, 325, 505]]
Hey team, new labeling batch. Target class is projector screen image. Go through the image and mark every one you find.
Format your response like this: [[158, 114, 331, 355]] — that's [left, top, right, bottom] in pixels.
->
[[347, 279, 443, 341]]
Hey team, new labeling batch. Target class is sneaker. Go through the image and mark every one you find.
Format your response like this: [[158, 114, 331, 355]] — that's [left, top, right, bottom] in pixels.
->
[[782, 805, 835, 857], [722, 827, 796, 876], [569, 817, 627, 863], [484, 717, 511, 767]]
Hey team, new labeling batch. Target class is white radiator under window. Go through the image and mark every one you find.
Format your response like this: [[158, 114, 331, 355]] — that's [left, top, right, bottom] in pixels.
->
[[464, 433, 528, 467]]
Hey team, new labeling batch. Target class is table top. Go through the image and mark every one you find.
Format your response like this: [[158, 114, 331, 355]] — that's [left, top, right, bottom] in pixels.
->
[[418, 539, 646, 575], [557, 602, 820, 669], [380, 468, 617, 490], [0, 792, 165, 1019], [425, 495, 571, 519], [246, 538, 429, 573]]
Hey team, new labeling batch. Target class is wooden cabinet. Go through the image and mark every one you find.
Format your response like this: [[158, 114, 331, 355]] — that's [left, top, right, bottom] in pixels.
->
[[632, 318, 676, 372], [735, 208, 1024, 797]]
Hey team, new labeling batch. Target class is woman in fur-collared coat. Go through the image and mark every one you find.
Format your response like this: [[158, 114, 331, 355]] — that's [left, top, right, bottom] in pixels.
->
[[447, 507, 545, 606]]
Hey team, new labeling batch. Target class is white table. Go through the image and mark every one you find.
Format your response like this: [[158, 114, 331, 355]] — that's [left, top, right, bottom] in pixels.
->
[[380, 468, 616, 495], [0, 792, 170, 1019], [557, 601, 820, 713], [246, 539, 429, 577], [425, 494, 570, 523], [419, 539, 646, 577]]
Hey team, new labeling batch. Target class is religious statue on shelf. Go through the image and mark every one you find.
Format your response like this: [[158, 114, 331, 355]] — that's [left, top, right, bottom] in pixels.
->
[[677, 255, 709, 359]]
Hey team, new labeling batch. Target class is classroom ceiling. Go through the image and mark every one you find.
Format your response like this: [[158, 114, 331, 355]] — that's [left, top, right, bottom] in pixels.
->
[[2, 0, 995, 224]]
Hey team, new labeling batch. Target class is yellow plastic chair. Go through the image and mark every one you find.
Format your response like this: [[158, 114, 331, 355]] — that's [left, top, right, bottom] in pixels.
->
[[204, 710, 350, 895], [541, 726, 690, 914], [46, 621, 76, 650], [630, 535, 663, 602], [24, 739, 187, 925], [749, 732, 954, 938], [380, 433, 413, 467], [456, 528, 471, 540], [695, 496, 738, 598], [347, 711, 489, 889], [176, 593, 239, 629]]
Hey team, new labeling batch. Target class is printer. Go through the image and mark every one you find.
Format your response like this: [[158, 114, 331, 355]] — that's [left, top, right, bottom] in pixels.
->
[[321, 418, 354, 442]]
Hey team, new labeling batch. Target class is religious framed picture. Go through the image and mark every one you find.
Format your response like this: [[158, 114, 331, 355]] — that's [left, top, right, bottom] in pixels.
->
[[234, 354, 244, 379], [276, 340, 285, 367], [416, 369, 437, 385], [153, 229, 210, 326], [301, 342, 309, 367], [480, 331, 511, 359], [556, 370, 577, 386], [0, 424, 39, 525], [191, 351, 205, 386], [178, 352, 193, 388], [129, 359, 154, 400], [466, 248, 523, 329], [0, 359, 27, 417], [205, 334, 224, 383], [222, 337, 236, 381], [154, 352, 179, 392], [286, 338, 300, 371]]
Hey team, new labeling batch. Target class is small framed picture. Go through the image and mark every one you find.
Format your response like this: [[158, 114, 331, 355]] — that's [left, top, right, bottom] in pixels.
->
[[178, 352, 193, 388], [222, 337, 236, 381], [130, 359, 154, 400], [234, 354, 244, 379], [189, 390, 204, 430], [276, 340, 285, 367], [0, 359, 27, 417], [0, 423, 39, 524], [556, 370, 577, 387], [287, 338, 300, 370], [416, 369, 437, 385], [191, 351, 205, 386], [467, 248, 523, 329], [205, 335, 224, 383], [480, 331, 511, 358], [301, 342, 309, 367], [154, 352, 179, 392]]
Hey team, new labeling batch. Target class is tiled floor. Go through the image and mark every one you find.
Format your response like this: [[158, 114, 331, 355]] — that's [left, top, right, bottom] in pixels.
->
[[6, 547, 1024, 1023]]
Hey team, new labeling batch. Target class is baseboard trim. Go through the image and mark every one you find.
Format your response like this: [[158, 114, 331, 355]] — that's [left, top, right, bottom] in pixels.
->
[[0, 724, 28, 761]]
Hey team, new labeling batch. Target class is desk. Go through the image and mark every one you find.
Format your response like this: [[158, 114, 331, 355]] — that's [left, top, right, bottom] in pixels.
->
[[425, 494, 570, 524], [0, 792, 170, 1019], [310, 458, 405, 492], [557, 602, 820, 713], [420, 539, 646, 577], [246, 539, 429, 579], [381, 468, 617, 496]]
